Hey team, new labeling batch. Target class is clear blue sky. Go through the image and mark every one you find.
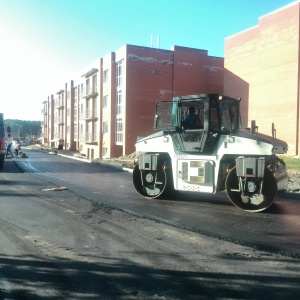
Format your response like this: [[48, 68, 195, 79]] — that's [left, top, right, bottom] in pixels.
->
[[0, 0, 296, 120]]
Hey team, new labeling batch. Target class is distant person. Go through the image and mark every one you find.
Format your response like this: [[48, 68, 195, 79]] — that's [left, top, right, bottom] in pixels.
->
[[183, 107, 202, 129], [14, 143, 21, 156], [6, 142, 13, 158]]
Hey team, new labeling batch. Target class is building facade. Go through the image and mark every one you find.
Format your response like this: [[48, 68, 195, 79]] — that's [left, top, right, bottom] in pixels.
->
[[224, 1, 300, 155], [41, 44, 224, 159]]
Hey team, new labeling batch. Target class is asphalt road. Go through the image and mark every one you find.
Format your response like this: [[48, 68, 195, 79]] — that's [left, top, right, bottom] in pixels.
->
[[15, 150, 300, 257], [0, 151, 299, 299]]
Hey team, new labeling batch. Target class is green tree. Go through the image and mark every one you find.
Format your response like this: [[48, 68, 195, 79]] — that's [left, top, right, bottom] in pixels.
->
[[5, 119, 41, 140]]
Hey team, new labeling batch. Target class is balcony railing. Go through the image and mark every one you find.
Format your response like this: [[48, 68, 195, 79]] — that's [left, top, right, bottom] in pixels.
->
[[79, 132, 97, 143], [80, 109, 98, 120], [54, 133, 64, 140], [55, 117, 64, 124], [55, 100, 64, 109], [81, 86, 98, 98]]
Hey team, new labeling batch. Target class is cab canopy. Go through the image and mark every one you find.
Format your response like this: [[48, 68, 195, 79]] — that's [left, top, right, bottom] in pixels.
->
[[152, 94, 242, 154], [154, 94, 241, 134]]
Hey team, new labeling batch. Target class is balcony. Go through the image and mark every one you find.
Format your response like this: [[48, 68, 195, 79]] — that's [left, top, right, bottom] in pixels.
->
[[54, 133, 64, 141], [55, 100, 64, 109], [80, 109, 98, 121], [55, 117, 64, 125], [80, 132, 98, 144], [81, 85, 98, 99]]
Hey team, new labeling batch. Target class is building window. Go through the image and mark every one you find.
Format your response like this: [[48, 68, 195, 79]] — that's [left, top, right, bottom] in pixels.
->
[[103, 121, 108, 134], [103, 69, 108, 83], [74, 105, 77, 123], [87, 122, 92, 141], [102, 147, 107, 156], [116, 60, 123, 87], [74, 87, 78, 103], [92, 74, 97, 92], [87, 99, 92, 118], [115, 118, 123, 144], [80, 103, 84, 119], [103, 95, 108, 108], [93, 121, 97, 141], [80, 83, 84, 97], [74, 124, 77, 140], [116, 90, 122, 115], [115, 60, 123, 145], [86, 78, 90, 95], [93, 98, 97, 117]]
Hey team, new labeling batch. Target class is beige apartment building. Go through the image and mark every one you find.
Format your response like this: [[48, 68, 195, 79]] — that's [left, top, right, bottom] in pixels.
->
[[41, 44, 224, 159], [224, 1, 300, 155]]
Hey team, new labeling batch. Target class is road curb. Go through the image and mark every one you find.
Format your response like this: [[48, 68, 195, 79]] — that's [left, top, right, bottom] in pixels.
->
[[57, 153, 134, 173]]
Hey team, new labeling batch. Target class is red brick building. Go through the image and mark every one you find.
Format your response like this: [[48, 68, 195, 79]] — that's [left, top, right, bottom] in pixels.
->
[[224, 1, 300, 155], [123, 45, 223, 157]]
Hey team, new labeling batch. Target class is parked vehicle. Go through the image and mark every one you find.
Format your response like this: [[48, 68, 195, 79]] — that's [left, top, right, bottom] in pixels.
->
[[132, 94, 288, 212], [0, 113, 5, 169]]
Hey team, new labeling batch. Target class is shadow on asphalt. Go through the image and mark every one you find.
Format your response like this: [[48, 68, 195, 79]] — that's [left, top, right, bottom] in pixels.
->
[[0, 160, 23, 174], [0, 252, 299, 299]]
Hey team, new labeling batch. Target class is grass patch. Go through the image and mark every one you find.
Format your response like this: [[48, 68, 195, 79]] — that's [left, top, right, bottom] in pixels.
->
[[279, 156, 300, 172]]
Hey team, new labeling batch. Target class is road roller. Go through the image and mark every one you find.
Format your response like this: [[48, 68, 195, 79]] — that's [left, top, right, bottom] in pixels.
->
[[132, 94, 288, 212]]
